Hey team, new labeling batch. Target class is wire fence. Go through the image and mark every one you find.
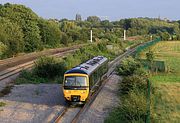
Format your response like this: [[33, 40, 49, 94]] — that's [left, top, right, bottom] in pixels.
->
[[133, 38, 162, 123], [135, 38, 161, 58]]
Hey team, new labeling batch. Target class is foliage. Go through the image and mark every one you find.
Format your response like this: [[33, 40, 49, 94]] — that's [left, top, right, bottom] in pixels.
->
[[120, 75, 147, 94], [105, 89, 149, 123], [0, 3, 42, 52], [87, 16, 101, 24], [0, 17, 24, 57], [146, 50, 154, 63], [106, 57, 154, 123], [15, 70, 48, 84], [38, 19, 61, 47], [0, 42, 8, 59], [15, 41, 125, 84], [117, 56, 141, 76], [34, 56, 67, 79], [1, 3, 180, 59]]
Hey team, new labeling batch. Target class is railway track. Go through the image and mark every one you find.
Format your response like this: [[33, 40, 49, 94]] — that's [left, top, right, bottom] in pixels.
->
[[52, 44, 139, 123], [0, 44, 85, 71], [0, 48, 78, 82]]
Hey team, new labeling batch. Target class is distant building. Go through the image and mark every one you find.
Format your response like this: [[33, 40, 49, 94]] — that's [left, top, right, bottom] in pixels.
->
[[75, 14, 82, 21]]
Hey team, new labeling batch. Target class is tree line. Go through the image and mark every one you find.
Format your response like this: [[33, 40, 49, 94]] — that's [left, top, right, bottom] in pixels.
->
[[1, 3, 180, 59]]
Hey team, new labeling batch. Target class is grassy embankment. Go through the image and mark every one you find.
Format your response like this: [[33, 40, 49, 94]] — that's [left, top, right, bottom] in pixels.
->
[[140, 41, 180, 122]]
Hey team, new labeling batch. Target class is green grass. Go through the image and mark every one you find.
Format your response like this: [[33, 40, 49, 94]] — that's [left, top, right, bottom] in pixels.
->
[[153, 84, 180, 123], [150, 74, 180, 84], [140, 41, 180, 122]]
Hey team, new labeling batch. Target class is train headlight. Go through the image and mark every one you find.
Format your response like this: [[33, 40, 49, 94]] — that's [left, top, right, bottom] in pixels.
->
[[65, 90, 71, 93], [81, 91, 86, 94]]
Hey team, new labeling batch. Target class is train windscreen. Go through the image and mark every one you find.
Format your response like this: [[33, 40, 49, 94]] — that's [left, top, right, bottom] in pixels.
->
[[64, 76, 87, 87]]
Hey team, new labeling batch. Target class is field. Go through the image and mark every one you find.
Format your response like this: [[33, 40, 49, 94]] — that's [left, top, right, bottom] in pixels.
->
[[140, 41, 180, 122]]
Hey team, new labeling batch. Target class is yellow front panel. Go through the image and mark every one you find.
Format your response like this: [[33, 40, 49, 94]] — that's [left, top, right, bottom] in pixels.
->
[[63, 73, 89, 102], [63, 89, 89, 101]]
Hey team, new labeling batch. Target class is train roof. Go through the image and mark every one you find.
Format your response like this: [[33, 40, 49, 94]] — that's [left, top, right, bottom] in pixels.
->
[[65, 56, 108, 75]]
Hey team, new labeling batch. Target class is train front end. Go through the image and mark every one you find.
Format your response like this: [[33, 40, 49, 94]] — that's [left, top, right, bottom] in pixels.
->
[[63, 73, 89, 104]]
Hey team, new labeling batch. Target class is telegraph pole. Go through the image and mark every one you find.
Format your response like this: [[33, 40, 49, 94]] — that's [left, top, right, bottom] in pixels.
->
[[90, 29, 93, 43], [124, 30, 126, 40]]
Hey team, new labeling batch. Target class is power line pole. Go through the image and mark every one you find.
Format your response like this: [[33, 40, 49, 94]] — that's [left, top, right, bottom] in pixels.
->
[[90, 29, 93, 43], [124, 30, 126, 40]]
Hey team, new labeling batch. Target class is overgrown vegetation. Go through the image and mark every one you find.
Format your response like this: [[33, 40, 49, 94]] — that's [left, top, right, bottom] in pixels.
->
[[105, 57, 155, 123], [1, 3, 180, 59], [15, 42, 124, 84]]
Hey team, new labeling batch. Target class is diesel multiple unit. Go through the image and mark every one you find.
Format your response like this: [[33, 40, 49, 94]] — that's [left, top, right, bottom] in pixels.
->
[[63, 56, 108, 104]]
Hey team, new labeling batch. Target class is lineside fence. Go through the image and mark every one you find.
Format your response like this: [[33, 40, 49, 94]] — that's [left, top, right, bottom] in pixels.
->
[[132, 38, 161, 123], [134, 38, 161, 58]]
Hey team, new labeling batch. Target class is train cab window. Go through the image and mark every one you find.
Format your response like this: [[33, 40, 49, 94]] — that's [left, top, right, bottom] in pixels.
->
[[64, 76, 87, 87]]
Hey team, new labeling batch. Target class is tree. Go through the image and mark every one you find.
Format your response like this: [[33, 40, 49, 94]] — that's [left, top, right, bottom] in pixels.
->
[[146, 50, 154, 71], [87, 16, 101, 24], [60, 21, 77, 32], [0, 3, 42, 52], [0, 17, 24, 57], [38, 19, 62, 47], [117, 57, 141, 76], [61, 33, 68, 46]]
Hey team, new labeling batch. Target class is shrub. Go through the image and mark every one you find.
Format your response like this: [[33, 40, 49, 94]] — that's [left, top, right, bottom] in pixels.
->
[[15, 70, 48, 84], [117, 57, 141, 76], [105, 89, 147, 123], [34, 56, 66, 79], [120, 75, 147, 94], [133, 67, 148, 77]]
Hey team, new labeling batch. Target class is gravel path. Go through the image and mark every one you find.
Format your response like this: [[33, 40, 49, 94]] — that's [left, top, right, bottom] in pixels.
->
[[0, 84, 65, 123]]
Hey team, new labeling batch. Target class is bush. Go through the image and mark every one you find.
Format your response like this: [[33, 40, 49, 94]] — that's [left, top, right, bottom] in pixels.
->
[[105, 89, 147, 123], [120, 75, 147, 94], [34, 56, 66, 79], [117, 57, 141, 76], [106, 56, 156, 123], [15, 70, 48, 84], [121, 89, 147, 122], [133, 67, 148, 77]]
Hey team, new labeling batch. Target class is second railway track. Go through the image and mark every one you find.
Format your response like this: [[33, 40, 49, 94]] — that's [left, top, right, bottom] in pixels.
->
[[0, 48, 78, 82]]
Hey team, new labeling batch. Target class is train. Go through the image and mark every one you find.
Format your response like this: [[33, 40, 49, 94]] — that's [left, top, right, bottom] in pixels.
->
[[63, 56, 108, 104]]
